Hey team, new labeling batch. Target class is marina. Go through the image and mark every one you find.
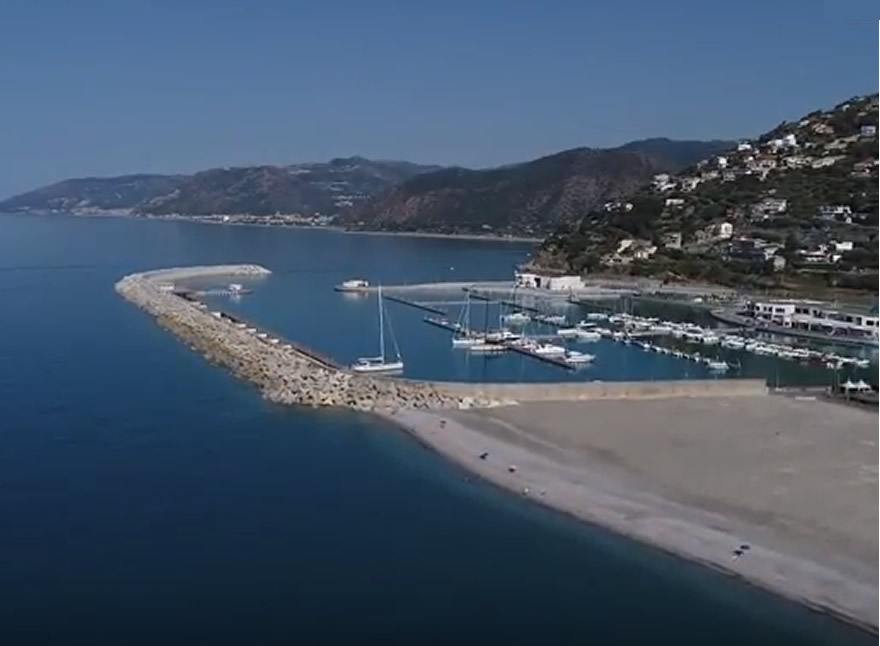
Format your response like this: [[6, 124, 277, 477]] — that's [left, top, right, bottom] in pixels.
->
[[112, 261, 877, 633], [413, 286, 877, 383]]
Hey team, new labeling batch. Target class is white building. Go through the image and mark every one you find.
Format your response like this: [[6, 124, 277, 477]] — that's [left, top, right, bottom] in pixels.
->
[[716, 156, 728, 169], [717, 221, 733, 239], [616, 238, 635, 254], [831, 240, 854, 252], [781, 133, 798, 147], [736, 142, 753, 152], [664, 197, 685, 207], [680, 177, 701, 192], [746, 300, 879, 342], [514, 272, 584, 291], [860, 124, 877, 137]]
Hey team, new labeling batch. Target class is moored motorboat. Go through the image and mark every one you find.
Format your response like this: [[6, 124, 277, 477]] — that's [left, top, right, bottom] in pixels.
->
[[564, 350, 595, 364]]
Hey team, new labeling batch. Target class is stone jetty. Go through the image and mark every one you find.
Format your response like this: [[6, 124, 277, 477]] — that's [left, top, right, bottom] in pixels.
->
[[115, 265, 494, 411], [116, 264, 768, 412]]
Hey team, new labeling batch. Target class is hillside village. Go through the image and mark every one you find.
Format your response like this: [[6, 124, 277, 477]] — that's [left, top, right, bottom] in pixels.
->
[[539, 94, 879, 293]]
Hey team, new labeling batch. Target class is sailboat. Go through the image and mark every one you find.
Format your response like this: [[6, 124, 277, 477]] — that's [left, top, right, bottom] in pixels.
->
[[452, 293, 483, 347], [351, 286, 404, 373]]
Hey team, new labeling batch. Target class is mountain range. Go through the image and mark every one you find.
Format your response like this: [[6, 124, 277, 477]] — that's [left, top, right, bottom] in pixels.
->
[[0, 158, 439, 217], [0, 139, 731, 233], [346, 139, 732, 235]]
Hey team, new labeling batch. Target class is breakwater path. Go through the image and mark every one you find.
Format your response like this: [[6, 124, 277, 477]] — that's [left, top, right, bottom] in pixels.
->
[[116, 265, 768, 412]]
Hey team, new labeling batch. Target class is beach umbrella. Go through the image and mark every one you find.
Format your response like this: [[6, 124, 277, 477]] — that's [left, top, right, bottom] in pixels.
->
[[854, 379, 871, 392], [841, 379, 857, 391]]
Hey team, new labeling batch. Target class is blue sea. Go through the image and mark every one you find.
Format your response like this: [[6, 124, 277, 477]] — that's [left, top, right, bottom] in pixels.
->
[[0, 213, 873, 645]]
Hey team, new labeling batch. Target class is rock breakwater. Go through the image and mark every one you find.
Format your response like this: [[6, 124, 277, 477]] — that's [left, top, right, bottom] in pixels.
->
[[115, 265, 491, 411], [116, 264, 768, 412]]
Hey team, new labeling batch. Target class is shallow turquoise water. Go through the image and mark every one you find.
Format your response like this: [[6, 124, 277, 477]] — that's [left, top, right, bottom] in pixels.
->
[[0, 214, 873, 645]]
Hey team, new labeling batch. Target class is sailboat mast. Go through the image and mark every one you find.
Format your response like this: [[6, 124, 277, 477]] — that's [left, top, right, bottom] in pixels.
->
[[378, 286, 385, 360]]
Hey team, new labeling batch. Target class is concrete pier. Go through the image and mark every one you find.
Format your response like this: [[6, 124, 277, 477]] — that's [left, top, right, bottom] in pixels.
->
[[116, 265, 769, 412]]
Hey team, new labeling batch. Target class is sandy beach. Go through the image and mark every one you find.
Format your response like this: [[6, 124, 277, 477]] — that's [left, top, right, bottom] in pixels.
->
[[382, 394, 879, 631]]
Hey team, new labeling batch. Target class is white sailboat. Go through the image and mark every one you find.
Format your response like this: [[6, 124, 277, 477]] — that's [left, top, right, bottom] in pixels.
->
[[352, 286, 404, 373], [452, 293, 483, 347]]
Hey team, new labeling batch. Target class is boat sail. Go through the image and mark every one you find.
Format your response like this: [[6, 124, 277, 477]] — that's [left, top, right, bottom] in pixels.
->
[[351, 286, 404, 373], [452, 293, 483, 347]]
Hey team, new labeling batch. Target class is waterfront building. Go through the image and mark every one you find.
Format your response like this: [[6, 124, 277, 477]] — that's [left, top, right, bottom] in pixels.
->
[[745, 299, 879, 342], [515, 272, 584, 291]]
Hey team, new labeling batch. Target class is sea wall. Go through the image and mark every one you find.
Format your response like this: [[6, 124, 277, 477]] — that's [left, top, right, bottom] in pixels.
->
[[116, 264, 768, 412], [399, 378, 768, 403]]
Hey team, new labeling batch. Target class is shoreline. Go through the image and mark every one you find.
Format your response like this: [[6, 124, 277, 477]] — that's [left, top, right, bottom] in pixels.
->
[[379, 404, 878, 634], [2, 210, 543, 244]]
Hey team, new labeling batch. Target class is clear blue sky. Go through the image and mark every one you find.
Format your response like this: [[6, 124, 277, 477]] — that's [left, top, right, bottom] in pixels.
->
[[0, 1, 876, 196]]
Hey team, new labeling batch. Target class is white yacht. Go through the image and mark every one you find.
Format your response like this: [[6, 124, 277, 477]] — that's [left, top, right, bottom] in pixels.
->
[[351, 286, 404, 373], [564, 350, 595, 364], [532, 343, 567, 356], [502, 311, 531, 325], [485, 329, 521, 343]]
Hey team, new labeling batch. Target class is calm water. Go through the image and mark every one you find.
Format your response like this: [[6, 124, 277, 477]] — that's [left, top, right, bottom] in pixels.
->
[[0, 214, 873, 645]]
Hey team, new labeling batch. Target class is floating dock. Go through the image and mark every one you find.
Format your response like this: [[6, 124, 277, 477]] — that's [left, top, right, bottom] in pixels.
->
[[466, 289, 542, 313], [384, 295, 447, 315], [424, 316, 462, 332]]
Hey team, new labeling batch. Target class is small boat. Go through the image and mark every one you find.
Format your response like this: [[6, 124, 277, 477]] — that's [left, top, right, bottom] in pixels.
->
[[485, 329, 521, 343], [452, 335, 483, 348], [541, 314, 567, 325], [351, 286, 405, 373], [336, 278, 370, 292], [574, 329, 601, 341], [502, 312, 531, 325], [556, 327, 581, 338], [585, 312, 607, 321], [564, 350, 595, 364], [707, 360, 729, 372], [532, 343, 567, 356]]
